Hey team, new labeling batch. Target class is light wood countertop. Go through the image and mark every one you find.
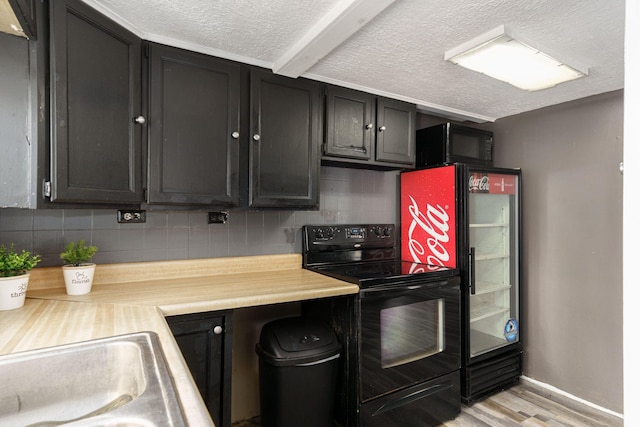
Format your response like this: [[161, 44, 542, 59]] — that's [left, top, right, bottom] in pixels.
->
[[1, 254, 358, 427], [26, 255, 358, 316]]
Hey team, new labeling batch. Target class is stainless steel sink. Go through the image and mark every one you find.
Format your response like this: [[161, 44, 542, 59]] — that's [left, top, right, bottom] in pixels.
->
[[0, 332, 186, 426]]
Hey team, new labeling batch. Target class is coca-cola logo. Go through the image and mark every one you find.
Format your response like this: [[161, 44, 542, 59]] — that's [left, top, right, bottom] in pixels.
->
[[406, 196, 451, 271], [469, 175, 489, 192]]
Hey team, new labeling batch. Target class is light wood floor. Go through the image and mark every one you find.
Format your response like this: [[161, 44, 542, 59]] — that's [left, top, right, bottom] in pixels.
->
[[442, 381, 622, 426], [232, 381, 623, 427]]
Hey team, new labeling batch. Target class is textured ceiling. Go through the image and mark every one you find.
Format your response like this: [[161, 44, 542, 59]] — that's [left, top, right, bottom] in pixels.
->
[[83, 0, 625, 123]]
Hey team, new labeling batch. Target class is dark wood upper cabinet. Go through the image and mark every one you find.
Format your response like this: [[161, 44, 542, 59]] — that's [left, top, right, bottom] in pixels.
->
[[147, 43, 240, 206], [49, 0, 143, 204], [42, 1, 416, 209], [249, 69, 321, 208], [324, 85, 375, 160], [375, 96, 416, 165], [323, 86, 416, 169]]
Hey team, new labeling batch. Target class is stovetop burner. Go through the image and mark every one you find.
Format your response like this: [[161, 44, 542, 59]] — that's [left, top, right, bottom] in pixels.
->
[[302, 224, 459, 287], [309, 259, 458, 287]]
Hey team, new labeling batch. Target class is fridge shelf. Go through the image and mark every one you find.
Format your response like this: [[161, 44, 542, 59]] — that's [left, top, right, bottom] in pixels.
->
[[473, 282, 510, 295], [474, 253, 509, 261], [470, 303, 509, 323], [469, 329, 511, 357], [469, 223, 508, 228]]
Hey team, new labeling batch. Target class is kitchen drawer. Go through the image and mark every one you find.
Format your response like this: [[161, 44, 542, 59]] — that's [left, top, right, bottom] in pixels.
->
[[360, 370, 460, 427]]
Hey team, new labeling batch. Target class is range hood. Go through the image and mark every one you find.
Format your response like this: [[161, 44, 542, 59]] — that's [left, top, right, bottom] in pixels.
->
[[0, 0, 35, 39]]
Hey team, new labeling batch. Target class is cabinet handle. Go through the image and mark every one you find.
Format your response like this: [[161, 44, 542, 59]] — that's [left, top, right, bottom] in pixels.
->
[[378, 125, 386, 132], [365, 123, 373, 130], [252, 134, 261, 142], [134, 115, 146, 125], [231, 131, 240, 139], [213, 325, 223, 335]]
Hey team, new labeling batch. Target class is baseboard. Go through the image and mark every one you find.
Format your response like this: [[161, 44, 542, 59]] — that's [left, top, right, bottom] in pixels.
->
[[520, 376, 623, 420]]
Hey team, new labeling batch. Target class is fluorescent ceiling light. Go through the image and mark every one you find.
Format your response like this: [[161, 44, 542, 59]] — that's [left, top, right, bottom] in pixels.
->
[[444, 25, 588, 91]]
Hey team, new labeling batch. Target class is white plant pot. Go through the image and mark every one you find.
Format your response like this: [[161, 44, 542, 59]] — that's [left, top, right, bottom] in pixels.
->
[[0, 273, 30, 311], [62, 263, 96, 295]]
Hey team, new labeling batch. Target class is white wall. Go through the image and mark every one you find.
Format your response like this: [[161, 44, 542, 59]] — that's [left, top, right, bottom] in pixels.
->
[[624, 0, 640, 423], [492, 90, 624, 413]]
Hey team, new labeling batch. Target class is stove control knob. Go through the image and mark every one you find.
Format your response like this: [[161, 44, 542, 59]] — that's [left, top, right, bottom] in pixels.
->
[[326, 228, 335, 238], [374, 226, 383, 237], [383, 227, 392, 237], [314, 229, 325, 239]]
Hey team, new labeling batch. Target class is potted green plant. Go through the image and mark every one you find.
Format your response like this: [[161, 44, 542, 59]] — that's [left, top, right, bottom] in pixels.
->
[[60, 240, 98, 295], [0, 244, 41, 310]]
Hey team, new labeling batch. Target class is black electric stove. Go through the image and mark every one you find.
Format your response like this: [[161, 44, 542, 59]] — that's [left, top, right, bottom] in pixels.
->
[[301, 224, 462, 427], [302, 224, 458, 287]]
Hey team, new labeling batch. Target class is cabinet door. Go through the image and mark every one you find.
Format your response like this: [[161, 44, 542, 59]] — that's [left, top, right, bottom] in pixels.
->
[[167, 311, 232, 427], [324, 86, 374, 160], [147, 43, 240, 206], [49, 0, 142, 204], [375, 97, 416, 165], [249, 69, 321, 208]]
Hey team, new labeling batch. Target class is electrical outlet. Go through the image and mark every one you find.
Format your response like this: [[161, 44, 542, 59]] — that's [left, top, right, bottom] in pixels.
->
[[208, 211, 228, 224], [117, 210, 146, 223]]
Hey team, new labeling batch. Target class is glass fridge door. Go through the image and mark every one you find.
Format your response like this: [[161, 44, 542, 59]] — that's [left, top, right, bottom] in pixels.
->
[[467, 170, 520, 358]]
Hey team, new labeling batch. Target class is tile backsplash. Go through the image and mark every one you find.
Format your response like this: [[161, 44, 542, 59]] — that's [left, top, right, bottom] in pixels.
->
[[0, 167, 400, 266]]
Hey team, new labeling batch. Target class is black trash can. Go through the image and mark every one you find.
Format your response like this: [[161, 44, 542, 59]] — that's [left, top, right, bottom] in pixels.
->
[[255, 316, 341, 427]]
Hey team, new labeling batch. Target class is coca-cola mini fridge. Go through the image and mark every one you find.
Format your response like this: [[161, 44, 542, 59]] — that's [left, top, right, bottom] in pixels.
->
[[400, 163, 522, 404]]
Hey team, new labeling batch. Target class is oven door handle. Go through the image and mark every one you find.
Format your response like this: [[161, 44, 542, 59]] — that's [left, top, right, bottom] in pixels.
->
[[360, 278, 460, 299], [405, 281, 452, 291], [469, 247, 476, 295]]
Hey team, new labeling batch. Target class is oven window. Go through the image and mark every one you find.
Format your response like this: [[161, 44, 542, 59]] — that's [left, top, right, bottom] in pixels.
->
[[380, 299, 444, 368]]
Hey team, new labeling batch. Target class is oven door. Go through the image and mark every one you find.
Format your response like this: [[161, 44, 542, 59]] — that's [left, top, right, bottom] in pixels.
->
[[359, 276, 460, 402]]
